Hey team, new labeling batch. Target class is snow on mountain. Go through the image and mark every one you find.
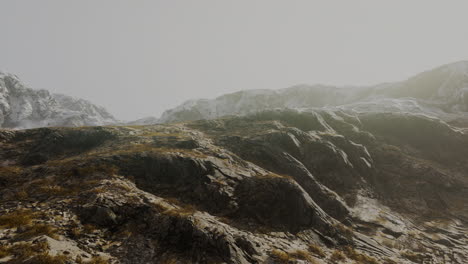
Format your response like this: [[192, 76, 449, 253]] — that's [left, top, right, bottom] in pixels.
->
[[3, 61, 468, 128], [159, 61, 468, 124], [158, 85, 369, 123], [0, 72, 117, 129]]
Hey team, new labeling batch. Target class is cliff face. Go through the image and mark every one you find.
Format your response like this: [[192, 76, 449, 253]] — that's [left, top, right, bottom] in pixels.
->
[[1, 110, 467, 263], [0, 73, 116, 129]]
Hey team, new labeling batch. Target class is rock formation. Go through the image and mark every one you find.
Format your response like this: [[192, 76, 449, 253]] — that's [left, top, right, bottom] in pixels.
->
[[1, 109, 467, 263]]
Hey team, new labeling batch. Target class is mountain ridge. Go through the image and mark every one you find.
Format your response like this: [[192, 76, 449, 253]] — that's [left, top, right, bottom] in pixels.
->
[[0, 72, 117, 129], [156, 61, 468, 125]]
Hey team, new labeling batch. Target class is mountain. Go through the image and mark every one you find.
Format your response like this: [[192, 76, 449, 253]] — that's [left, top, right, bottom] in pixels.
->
[[159, 61, 468, 125], [1, 109, 467, 263], [1, 61, 468, 263], [0, 72, 117, 129]]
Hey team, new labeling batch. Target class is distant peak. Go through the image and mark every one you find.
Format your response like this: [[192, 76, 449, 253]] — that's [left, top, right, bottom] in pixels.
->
[[436, 60, 468, 74]]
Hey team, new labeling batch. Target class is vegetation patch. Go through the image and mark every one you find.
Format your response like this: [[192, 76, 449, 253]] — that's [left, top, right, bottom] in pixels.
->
[[259, 172, 293, 180], [343, 246, 378, 264], [0, 244, 10, 258], [16, 223, 58, 240], [26, 253, 70, 264], [3, 241, 49, 262], [76, 164, 119, 177], [0, 166, 23, 177], [333, 223, 354, 240], [162, 198, 197, 217], [289, 249, 315, 262], [401, 251, 426, 263], [308, 243, 326, 258], [329, 249, 346, 263], [270, 249, 290, 263], [0, 209, 37, 228], [76, 256, 109, 264]]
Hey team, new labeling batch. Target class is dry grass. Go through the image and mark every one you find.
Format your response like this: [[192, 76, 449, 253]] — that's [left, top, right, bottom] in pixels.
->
[[259, 172, 293, 180], [401, 251, 426, 263], [91, 187, 107, 194], [165, 205, 197, 218], [159, 255, 181, 264], [83, 224, 98, 234], [6, 241, 49, 262], [343, 246, 378, 264], [308, 244, 326, 258], [0, 244, 10, 258], [29, 178, 80, 198], [38, 185, 70, 196], [141, 131, 185, 138], [162, 197, 197, 217], [160, 259, 178, 264], [0, 166, 22, 177], [270, 249, 290, 263], [270, 249, 320, 264], [27, 253, 70, 264], [329, 250, 346, 263], [76, 164, 119, 177], [382, 257, 398, 264], [70, 227, 82, 238], [16, 223, 58, 240], [290, 250, 316, 262], [83, 256, 109, 264], [15, 189, 29, 200], [94, 144, 206, 158], [376, 215, 388, 224], [115, 229, 132, 239], [0, 209, 36, 228], [333, 223, 354, 240], [380, 237, 397, 249], [115, 183, 133, 192]]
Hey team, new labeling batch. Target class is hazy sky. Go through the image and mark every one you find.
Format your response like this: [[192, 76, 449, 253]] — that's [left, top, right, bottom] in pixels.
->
[[1, 1, 468, 120]]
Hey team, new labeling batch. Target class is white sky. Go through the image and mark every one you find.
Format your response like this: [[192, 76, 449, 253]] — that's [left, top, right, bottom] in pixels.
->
[[1, 0, 468, 120]]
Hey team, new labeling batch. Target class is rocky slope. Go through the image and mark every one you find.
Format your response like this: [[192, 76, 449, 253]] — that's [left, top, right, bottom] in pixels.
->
[[0, 73, 116, 129], [158, 61, 468, 125], [1, 109, 467, 263]]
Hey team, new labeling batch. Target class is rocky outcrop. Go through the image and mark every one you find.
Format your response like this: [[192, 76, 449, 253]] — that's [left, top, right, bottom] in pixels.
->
[[1, 110, 467, 263]]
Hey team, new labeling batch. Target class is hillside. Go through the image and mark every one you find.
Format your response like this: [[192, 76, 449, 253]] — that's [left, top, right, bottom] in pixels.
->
[[1, 110, 467, 263]]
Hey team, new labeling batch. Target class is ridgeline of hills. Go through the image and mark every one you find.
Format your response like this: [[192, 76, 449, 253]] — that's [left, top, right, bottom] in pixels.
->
[[0, 62, 468, 263], [157, 61, 468, 126], [3, 61, 468, 129]]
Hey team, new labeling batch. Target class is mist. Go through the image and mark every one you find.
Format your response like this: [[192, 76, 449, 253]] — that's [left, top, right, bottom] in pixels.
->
[[1, 0, 468, 121]]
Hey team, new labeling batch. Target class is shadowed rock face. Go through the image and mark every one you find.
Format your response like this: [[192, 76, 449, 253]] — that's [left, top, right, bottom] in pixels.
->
[[0, 110, 467, 263]]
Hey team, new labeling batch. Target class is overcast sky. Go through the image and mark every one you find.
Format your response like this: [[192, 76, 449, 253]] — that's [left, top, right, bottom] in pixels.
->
[[1, 1, 468, 120]]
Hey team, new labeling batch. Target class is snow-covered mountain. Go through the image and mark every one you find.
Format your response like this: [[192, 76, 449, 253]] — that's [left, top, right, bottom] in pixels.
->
[[158, 61, 468, 124], [0, 72, 116, 129], [3, 61, 468, 128]]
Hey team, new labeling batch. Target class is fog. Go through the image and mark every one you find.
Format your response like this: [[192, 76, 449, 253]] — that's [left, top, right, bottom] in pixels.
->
[[1, 0, 468, 120]]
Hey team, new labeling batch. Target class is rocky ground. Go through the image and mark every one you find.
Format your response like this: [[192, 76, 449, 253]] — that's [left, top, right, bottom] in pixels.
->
[[0, 109, 467, 263]]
